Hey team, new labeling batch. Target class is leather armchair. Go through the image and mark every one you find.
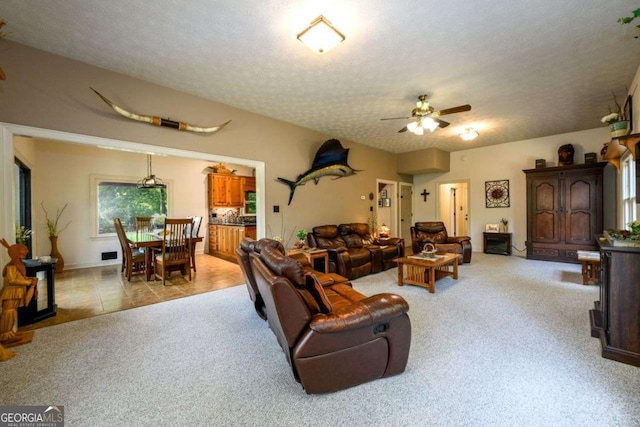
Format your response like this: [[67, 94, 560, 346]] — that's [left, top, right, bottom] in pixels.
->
[[250, 245, 411, 394], [410, 221, 472, 264]]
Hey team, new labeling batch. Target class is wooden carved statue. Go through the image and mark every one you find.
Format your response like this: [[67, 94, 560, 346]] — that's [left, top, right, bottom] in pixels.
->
[[0, 238, 37, 361]]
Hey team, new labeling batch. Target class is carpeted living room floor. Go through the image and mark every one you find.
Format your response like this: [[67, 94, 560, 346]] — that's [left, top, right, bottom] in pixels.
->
[[2, 253, 639, 426]]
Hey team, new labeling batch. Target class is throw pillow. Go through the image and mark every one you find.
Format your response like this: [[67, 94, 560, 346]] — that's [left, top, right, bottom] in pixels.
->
[[305, 273, 333, 314]]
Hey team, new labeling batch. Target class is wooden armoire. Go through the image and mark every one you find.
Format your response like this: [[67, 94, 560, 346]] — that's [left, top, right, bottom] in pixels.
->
[[523, 162, 607, 263]]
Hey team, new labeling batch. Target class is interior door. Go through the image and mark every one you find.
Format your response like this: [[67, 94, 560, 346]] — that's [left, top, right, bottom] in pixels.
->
[[399, 183, 413, 246], [437, 181, 469, 237]]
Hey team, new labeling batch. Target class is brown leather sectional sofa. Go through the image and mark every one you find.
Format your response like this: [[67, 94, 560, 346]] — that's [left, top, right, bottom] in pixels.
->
[[236, 237, 411, 394], [307, 223, 405, 280]]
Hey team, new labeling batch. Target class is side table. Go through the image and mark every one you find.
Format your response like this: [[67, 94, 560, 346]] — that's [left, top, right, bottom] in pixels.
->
[[18, 259, 58, 326], [288, 248, 329, 273]]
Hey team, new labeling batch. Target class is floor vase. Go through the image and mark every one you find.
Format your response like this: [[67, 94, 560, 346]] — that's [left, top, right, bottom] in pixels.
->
[[49, 236, 64, 273]]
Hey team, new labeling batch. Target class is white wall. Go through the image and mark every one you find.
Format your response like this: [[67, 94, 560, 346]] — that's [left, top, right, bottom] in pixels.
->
[[412, 127, 617, 257]]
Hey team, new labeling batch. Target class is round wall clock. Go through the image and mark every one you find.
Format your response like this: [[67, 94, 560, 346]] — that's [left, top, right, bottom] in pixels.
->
[[485, 180, 510, 208]]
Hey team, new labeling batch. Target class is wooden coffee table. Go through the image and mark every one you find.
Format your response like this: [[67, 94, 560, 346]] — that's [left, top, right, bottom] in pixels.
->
[[394, 253, 458, 293]]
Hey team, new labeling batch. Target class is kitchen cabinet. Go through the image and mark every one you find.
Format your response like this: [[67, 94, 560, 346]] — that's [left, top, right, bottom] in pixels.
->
[[208, 225, 218, 252], [208, 174, 244, 207], [523, 162, 606, 263], [243, 177, 256, 192], [245, 225, 257, 240], [208, 224, 245, 263]]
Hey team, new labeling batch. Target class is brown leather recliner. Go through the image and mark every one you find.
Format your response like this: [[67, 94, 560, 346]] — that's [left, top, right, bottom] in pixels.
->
[[410, 221, 472, 264], [236, 238, 351, 320], [307, 224, 362, 280], [235, 237, 285, 320], [250, 245, 411, 394], [339, 222, 405, 272]]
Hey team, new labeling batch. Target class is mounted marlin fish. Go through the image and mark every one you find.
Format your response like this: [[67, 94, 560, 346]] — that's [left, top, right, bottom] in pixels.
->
[[277, 139, 360, 205]]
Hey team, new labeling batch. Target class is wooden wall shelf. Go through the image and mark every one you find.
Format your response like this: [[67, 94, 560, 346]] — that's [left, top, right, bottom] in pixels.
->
[[603, 133, 639, 170]]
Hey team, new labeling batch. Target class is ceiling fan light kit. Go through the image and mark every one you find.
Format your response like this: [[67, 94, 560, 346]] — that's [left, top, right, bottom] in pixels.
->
[[381, 94, 472, 136], [297, 15, 345, 54]]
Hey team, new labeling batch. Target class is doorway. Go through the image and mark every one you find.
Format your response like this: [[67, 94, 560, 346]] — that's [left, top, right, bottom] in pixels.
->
[[376, 179, 397, 236], [0, 123, 266, 268], [436, 180, 470, 237]]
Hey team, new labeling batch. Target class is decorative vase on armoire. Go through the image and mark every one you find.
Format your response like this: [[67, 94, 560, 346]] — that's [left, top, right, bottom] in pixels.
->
[[49, 236, 64, 273]]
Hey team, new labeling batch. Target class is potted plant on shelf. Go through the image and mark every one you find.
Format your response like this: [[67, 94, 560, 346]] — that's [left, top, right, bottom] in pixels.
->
[[42, 202, 71, 273], [294, 229, 308, 249], [601, 93, 630, 138]]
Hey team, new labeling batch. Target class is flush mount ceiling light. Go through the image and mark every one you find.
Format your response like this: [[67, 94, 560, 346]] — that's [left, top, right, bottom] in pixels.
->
[[459, 128, 479, 141], [137, 154, 166, 189], [297, 15, 345, 54]]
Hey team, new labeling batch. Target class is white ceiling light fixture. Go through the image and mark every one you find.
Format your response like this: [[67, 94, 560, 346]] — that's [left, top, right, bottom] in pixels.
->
[[137, 154, 166, 189], [459, 128, 479, 141], [297, 15, 345, 54]]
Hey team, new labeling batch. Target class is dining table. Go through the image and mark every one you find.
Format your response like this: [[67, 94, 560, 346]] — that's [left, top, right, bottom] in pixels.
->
[[125, 231, 203, 281]]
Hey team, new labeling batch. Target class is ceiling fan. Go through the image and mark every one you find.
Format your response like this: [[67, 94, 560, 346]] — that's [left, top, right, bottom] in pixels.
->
[[381, 94, 471, 135]]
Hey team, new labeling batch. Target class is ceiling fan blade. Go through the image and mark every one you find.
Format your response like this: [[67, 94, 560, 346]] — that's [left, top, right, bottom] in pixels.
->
[[398, 126, 409, 133], [381, 116, 411, 121], [436, 104, 472, 116], [434, 118, 450, 128]]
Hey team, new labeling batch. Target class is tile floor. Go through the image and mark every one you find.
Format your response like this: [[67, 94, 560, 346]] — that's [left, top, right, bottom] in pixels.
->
[[18, 254, 245, 331]]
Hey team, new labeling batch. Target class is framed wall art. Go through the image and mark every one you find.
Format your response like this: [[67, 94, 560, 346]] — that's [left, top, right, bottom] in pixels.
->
[[485, 223, 500, 232], [485, 180, 510, 208]]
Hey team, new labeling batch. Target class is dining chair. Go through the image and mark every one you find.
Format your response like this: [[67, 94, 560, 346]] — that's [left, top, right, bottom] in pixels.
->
[[188, 216, 202, 272], [135, 216, 154, 234], [114, 218, 146, 281], [154, 218, 193, 286]]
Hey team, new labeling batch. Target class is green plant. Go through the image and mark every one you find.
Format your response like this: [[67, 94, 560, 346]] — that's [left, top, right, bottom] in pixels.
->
[[296, 229, 307, 240], [501, 218, 509, 226], [618, 8, 640, 38], [41, 202, 71, 237], [15, 225, 32, 244]]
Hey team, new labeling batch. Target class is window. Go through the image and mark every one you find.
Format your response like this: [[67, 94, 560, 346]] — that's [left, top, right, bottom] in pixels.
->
[[244, 191, 257, 215], [92, 175, 169, 235], [621, 152, 637, 227]]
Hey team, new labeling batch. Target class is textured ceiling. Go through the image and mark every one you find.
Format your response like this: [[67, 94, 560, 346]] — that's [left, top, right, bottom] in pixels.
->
[[1, 0, 639, 153]]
